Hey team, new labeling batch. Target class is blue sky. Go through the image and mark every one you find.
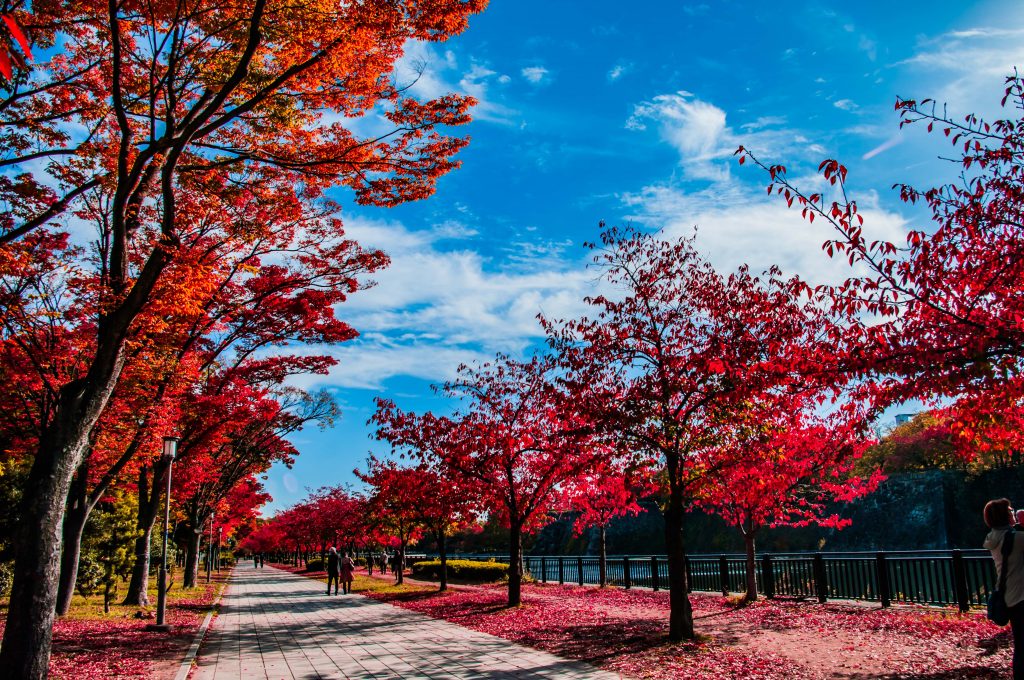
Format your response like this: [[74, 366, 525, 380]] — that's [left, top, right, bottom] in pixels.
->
[[264, 0, 1024, 513]]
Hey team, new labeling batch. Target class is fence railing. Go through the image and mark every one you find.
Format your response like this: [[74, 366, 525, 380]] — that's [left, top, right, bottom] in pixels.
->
[[514, 550, 995, 612]]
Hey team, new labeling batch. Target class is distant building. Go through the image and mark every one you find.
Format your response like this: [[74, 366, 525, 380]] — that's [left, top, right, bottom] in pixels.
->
[[894, 413, 919, 425]]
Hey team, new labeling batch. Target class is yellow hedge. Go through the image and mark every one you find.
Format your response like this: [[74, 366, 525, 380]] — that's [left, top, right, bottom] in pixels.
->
[[410, 559, 508, 582]]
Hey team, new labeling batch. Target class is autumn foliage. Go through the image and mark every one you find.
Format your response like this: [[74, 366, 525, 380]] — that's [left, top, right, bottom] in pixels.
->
[[0, 0, 487, 674], [5, 0, 1024, 673], [738, 72, 1024, 462]]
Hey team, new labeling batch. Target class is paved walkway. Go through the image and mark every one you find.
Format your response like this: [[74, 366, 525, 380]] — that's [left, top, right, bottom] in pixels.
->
[[189, 566, 623, 679]]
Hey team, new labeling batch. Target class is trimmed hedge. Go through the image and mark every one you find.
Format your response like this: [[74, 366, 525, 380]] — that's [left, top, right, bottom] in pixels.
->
[[411, 559, 508, 582], [306, 556, 364, 572]]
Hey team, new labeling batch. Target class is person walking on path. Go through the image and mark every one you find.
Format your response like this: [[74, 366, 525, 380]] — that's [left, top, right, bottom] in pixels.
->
[[985, 498, 1024, 679], [391, 552, 403, 583], [339, 552, 356, 594], [326, 547, 341, 595]]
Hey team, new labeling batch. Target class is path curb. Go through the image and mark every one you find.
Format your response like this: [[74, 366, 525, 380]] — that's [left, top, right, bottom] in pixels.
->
[[173, 568, 232, 680]]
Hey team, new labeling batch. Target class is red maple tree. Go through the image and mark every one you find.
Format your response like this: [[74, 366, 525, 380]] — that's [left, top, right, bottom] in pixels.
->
[[355, 457, 427, 586], [693, 398, 880, 602], [365, 411, 480, 591], [558, 461, 650, 588], [737, 72, 1024, 444], [0, 0, 486, 672], [545, 225, 852, 640], [374, 354, 600, 605]]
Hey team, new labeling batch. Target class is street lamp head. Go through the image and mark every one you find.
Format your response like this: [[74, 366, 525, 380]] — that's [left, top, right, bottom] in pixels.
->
[[162, 436, 179, 461]]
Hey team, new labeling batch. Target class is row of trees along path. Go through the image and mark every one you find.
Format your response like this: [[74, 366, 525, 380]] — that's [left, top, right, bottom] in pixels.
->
[[360, 74, 1024, 643], [5, 0, 1024, 673], [371, 229, 876, 641], [0, 1, 486, 678]]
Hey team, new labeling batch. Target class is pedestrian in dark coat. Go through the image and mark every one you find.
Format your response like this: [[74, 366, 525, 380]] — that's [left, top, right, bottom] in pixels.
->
[[326, 547, 341, 595], [390, 552, 403, 582]]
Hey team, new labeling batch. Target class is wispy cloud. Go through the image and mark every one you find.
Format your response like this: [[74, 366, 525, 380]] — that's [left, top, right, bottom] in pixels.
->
[[608, 63, 631, 81], [626, 92, 824, 182], [521, 65, 551, 84], [894, 26, 1024, 113], [393, 40, 518, 124], [862, 135, 903, 160], [859, 35, 877, 62], [626, 91, 730, 181], [291, 216, 595, 390], [621, 183, 909, 288], [833, 98, 859, 112]]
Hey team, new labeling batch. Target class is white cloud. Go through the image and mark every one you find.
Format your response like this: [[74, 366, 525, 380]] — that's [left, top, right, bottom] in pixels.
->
[[290, 342, 491, 391], [833, 98, 859, 112], [291, 216, 597, 389], [621, 183, 909, 289], [858, 35, 877, 62], [394, 40, 454, 101], [627, 91, 841, 182], [741, 116, 787, 131], [862, 135, 903, 160], [608, 63, 631, 81], [521, 66, 550, 84], [626, 91, 730, 181], [392, 40, 518, 124], [895, 26, 1024, 115]]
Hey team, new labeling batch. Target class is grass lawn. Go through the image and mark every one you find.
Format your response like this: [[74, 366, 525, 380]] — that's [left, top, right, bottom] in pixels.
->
[[0, 565, 229, 679], [284, 561, 1014, 679]]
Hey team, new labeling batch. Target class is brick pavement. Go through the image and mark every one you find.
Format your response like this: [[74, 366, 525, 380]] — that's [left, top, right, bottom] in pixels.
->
[[189, 565, 624, 679]]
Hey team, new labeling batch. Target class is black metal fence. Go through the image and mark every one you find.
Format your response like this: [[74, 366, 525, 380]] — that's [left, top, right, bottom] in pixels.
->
[[515, 550, 995, 612]]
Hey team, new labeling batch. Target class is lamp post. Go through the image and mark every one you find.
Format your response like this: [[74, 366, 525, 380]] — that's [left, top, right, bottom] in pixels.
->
[[217, 527, 223, 572], [206, 510, 214, 583], [148, 436, 178, 632]]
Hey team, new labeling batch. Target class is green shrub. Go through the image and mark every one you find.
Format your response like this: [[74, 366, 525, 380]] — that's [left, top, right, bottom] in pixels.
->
[[411, 559, 508, 582], [305, 558, 324, 572], [0, 561, 14, 598]]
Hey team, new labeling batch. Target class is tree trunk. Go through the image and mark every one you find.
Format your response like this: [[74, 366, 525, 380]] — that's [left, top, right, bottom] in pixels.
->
[[743, 530, 758, 603], [599, 525, 607, 588], [55, 466, 90, 616], [437, 531, 448, 592], [183, 530, 202, 588], [0, 375, 118, 679], [664, 504, 695, 641], [507, 522, 523, 606], [123, 463, 165, 605], [396, 538, 405, 585]]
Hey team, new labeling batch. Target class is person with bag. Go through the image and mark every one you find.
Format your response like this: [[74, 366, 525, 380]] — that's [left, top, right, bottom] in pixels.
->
[[339, 552, 356, 594], [984, 498, 1024, 679]]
